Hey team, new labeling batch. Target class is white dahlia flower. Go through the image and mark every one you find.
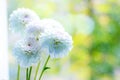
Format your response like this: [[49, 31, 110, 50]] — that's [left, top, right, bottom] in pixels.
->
[[12, 36, 41, 67], [25, 21, 45, 38], [39, 30, 73, 58], [9, 8, 40, 33]]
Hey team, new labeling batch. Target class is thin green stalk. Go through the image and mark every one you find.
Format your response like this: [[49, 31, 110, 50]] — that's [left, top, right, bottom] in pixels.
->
[[17, 65, 20, 80], [28, 66, 32, 80], [39, 55, 50, 80], [26, 68, 29, 80], [34, 62, 40, 80]]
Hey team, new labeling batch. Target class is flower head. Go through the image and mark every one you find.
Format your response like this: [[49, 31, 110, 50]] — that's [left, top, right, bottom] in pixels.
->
[[40, 19, 64, 31], [25, 21, 45, 38], [9, 8, 40, 33], [39, 30, 73, 58], [12, 36, 41, 67]]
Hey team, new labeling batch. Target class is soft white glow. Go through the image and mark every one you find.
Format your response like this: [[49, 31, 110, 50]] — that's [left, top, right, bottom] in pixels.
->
[[0, 0, 9, 80]]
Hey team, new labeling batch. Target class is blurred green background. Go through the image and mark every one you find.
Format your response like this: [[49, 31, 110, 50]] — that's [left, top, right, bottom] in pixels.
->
[[8, 0, 120, 80]]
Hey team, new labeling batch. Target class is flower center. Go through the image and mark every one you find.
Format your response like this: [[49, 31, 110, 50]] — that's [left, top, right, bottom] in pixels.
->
[[54, 39, 61, 46], [21, 14, 29, 25], [28, 43, 31, 46], [24, 14, 29, 18], [36, 37, 39, 41], [25, 50, 33, 55]]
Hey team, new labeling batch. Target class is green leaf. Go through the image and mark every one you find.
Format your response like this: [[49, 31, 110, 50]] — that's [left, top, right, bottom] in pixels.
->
[[44, 67, 51, 71]]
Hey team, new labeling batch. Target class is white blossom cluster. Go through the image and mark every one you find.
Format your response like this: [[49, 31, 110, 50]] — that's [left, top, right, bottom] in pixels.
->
[[9, 8, 73, 67]]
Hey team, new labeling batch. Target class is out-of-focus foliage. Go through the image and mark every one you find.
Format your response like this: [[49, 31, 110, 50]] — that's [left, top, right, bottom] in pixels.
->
[[8, 0, 120, 80]]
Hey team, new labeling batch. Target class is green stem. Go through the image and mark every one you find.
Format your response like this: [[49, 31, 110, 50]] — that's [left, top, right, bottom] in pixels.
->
[[28, 66, 32, 80], [17, 65, 20, 80], [26, 68, 29, 80], [34, 62, 40, 80], [39, 55, 50, 80]]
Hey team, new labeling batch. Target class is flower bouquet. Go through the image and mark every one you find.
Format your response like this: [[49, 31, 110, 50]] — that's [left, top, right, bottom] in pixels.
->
[[9, 8, 73, 80]]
